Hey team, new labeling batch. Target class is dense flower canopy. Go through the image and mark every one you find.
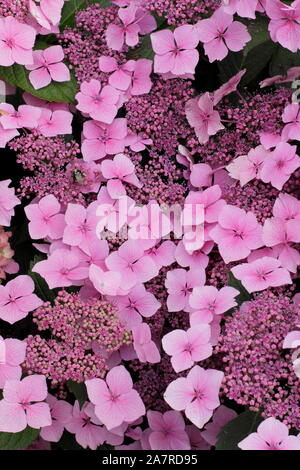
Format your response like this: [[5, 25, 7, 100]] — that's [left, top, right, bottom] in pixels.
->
[[0, 0, 300, 452]]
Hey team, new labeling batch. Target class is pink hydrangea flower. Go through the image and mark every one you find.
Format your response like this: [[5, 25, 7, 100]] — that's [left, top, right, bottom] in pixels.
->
[[210, 205, 263, 263], [26, 45, 70, 90], [30, 0, 64, 28], [113, 283, 161, 328], [266, 0, 300, 52], [105, 241, 158, 292], [196, 9, 251, 62], [273, 192, 300, 220], [0, 123, 19, 148], [25, 194, 65, 240], [82, 118, 128, 162], [151, 25, 199, 76], [165, 268, 206, 313], [189, 286, 239, 323], [0, 336, 26, 388], [213, 69, 246, 105], [222, 0, 259, 18], [0, 16, 36, 66], [164, 365, 224, 429], [63, 203, 98, 250], [260, 142, 300, 190], [263, 217, 300, 272], [86, 365, 146, 430], [89, 264, 122, 296], [99, 56, 153, 96], [201, 405, 237, 446], [101, 153, 142, 199], [76, 79, 120, 124], [0, 180, 20, 226], [147, 410, 190, 450], [238, 417, 300, 450], [282, 103, 300, 141], [0, 275, 42, 324], [132, 323, 161, 363], [40, 395, 72, 443], [0, 375, 51, 433], [162, 325, 212, 372], [231, 256, 292, 293], [185, 93, 224, 144], [0, 104, 41, 129], [37, 109, 73, 137], [106, 4, 156, 51], [32, 249, 88, 289], [226, 145, 270, 186], [65, 401, 107, 450]]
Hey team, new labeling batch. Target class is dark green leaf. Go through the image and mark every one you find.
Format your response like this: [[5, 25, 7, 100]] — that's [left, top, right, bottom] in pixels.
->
[[67, 381, 88, 409], [0, 64, 78, 103], [60, 0, 111, 30], [242, 15, 270, 56], [228, 272, 252, 306], [216, 410, 263, 450], [57, 430, 83, 450], [270, 46, 300, 77], [129, 34, 154, 60], [29, 256, 56, 303], [241, 40, 276, 85], [0, 427, 40, 450]]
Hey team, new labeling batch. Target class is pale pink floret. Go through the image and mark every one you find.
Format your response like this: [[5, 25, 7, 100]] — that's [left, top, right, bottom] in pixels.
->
[[222, 0, 259, 19], [86, 365, 146, 430], [132, 323, 161, 363], [260, 142, 300, 190], [164, 365, 224, 429], [273, 192, 300, 221], [231, 256, 292, 293], [0, 275, 42, 324], [0, 104, 41, 129], [89, 264, 122, 296], [40, 394, 72, 443], [0, 180, 20, 227], [201, 405, 237, 446], [0, 336, 26, 388], [151, 25, 199, 76], [282, 103, 300, 141], [0, 375, 51, 433], [0, 16, 36, 66], [32, 249, 88, 289], [113, 283, 161, 328], [189, 286, 239, 322], [165, 268, 206, 313], [263, 217, 300, 272], [30, 0, 64, 27], [25, 194, 65, 240], [226, 145, 270, 186], [63, 203, 98, 250], [37, 109, 73, 137], [185, 93, 224, 144], [147, 410, 190, 450], [162, 324, 212, 372], [76, 79, 120, 124], [106, 4, 156, 51], [266, 0, 300, 53], [105, 240, 159, 291], [210, 205, 263, 263], [0, 124, 19, 148], [196, 8, 251, 62], [101, 153, 142, 199], [82, 118, 128, 162], [26, 46, 70, 90], [238, 417, 300, 450], [65, 401, 107, 450]]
